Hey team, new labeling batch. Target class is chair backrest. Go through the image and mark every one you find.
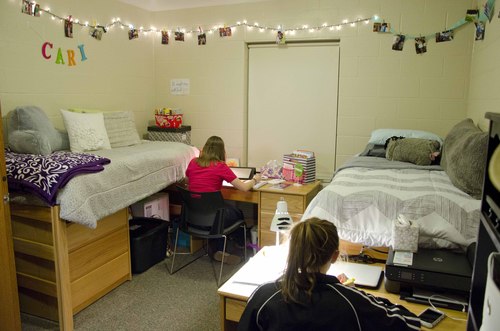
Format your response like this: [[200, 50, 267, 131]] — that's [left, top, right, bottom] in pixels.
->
[[177, 185, 226, 236]]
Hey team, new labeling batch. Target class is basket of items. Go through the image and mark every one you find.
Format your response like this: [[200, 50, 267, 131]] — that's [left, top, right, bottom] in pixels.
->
[[155, 108, 183, 128]]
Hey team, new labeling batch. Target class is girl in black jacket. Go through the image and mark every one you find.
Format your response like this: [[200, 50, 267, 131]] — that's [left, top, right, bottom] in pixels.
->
[[237, 218, 421, 331]]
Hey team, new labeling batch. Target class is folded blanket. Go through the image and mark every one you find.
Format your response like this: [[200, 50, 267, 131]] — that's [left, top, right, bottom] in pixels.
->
[[6, 149, 110, 205]]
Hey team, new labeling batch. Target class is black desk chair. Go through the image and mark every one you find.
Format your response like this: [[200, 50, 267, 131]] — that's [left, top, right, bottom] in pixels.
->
[[169, 186, 247, 286]]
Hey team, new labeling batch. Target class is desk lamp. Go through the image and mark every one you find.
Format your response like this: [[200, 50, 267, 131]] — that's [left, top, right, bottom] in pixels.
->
[[270, 198, 293, 246]]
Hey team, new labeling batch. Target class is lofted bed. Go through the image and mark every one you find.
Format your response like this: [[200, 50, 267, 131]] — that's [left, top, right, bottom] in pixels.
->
[[5, 106, 198, 330]]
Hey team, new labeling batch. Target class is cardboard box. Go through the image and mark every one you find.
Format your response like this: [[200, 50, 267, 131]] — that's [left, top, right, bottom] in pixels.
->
[[131, 193, 169, 221]]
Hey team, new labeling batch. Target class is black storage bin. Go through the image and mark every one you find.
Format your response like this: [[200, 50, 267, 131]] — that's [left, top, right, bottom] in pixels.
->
[[129, 217, 169, 274]]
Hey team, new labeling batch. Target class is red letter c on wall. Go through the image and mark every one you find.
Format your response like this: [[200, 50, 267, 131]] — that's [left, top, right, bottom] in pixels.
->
[[42, 42, 53, 59]]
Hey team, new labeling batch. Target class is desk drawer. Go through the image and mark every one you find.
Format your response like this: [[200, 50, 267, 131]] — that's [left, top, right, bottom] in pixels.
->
[[226, 298, 246, 322], [260, 192, 304, 213]]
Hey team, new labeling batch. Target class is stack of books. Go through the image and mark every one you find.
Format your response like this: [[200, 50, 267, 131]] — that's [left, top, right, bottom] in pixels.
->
[[282, 150, 316, 184]]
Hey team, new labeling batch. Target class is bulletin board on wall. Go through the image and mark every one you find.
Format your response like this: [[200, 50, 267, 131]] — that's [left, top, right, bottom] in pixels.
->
[[247, 42, 340, 181]]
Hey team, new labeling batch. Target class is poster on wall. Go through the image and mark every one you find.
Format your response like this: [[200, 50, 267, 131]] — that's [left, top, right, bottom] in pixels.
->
[[170, 79, 190, 95]]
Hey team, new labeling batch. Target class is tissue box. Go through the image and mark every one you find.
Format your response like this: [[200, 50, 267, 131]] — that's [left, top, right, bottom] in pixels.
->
[[392, 221, 419, 253]]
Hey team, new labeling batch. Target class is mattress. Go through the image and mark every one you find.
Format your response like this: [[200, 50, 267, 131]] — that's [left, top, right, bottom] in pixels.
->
[[42, 140, 198, 228], [301, 156, 481, 249]]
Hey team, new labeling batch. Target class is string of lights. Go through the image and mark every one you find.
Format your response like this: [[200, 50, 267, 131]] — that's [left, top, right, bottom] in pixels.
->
[[20, 0, 495, 43], [36, 5, 372, 36]]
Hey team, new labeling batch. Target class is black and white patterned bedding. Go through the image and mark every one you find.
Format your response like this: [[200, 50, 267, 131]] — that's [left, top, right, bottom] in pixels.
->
[[301, 156, 480, 249]]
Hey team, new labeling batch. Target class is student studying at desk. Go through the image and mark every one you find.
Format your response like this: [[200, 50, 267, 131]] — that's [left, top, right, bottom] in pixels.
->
[[185, 136, 261, 265], [237, 218, 421, 331]]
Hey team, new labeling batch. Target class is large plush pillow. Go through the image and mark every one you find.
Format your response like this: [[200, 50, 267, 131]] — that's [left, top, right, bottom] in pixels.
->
[[103, 111, 141, 148], [441, 119, 488, 199], [369, 128, 443, 146], [60, 109, 111, 153], [385, 138, 441, 166], [8, 106, 69, 155], [8, 130, 52, 155]]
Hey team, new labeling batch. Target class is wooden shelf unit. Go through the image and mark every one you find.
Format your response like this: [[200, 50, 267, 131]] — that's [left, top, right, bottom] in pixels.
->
[[10, 204, 132, 330]]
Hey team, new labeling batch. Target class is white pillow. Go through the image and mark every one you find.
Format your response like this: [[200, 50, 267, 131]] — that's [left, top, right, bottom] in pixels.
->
[[103, 111, 141, 148], [368, 128, 443, 146], [60, 109, 111, 152]]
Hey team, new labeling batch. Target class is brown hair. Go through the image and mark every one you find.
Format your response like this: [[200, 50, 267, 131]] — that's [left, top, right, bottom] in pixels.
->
[[196, 136, 226, 167], [280, 217, 339, 305]]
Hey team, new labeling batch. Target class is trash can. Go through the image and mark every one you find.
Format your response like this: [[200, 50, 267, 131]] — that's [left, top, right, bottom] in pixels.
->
[[129, 217, 169, 274]]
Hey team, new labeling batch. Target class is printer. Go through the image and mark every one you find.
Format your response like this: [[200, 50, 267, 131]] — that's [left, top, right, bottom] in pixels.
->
[[385, 246, 474, 310]]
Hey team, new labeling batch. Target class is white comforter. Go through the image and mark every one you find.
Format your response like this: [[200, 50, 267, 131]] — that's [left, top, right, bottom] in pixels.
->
[[301, 157, 481, 249], [56, 141, 198, 228]]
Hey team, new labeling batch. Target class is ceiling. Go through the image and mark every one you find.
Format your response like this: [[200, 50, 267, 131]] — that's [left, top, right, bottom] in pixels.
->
[[117, 0, 269, 12]]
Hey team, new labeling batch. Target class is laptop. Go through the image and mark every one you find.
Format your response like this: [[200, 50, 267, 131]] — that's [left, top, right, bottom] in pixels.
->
[[223, 167, 256, 187]]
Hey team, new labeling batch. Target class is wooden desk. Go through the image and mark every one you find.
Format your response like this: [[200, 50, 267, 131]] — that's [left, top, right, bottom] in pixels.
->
[[222, 181, 321, 247], [218, 247, 467, 331]]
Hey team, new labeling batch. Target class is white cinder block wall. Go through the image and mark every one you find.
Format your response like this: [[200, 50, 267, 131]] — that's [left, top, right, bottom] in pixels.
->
[[0, 0, 156, 134], [466, 0, 500, 129], [1, 0, 485, 169], [151, 0, 475, 168]]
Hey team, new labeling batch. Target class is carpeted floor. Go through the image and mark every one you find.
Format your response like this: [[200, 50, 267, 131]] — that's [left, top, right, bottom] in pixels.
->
[[21, 251, 247, 331]]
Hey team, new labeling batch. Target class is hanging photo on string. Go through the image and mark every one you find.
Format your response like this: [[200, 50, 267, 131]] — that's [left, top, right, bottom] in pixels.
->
[[276, 30, 286, 45], [175, 31, 185, 41], [198, 27, 206, 45], [198, 33, 206, 45], [161, 31, 169, 45], [373, 22, 390, 33], [392, 34, 405, 51], [22, 1, 40, 17], [128, 28, 139, 40], [219, 26, 232, 37], [435, 30, 454, 42], [475, 21, 485, 40], [64, 18, 73, 38], [415, 37, 427, 54], [90, 27, 103, 40]]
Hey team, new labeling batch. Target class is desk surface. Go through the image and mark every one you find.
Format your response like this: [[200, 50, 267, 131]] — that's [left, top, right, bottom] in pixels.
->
[[218, 246, 467, 331]]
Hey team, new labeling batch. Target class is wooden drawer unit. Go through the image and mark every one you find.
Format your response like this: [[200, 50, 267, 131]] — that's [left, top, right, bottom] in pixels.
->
[[258, 181, 321, 247]]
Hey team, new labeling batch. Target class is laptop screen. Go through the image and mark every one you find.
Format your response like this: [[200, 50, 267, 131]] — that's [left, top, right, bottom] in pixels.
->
[[223, 167, 256, 187], [230, 167, 255, 180]]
